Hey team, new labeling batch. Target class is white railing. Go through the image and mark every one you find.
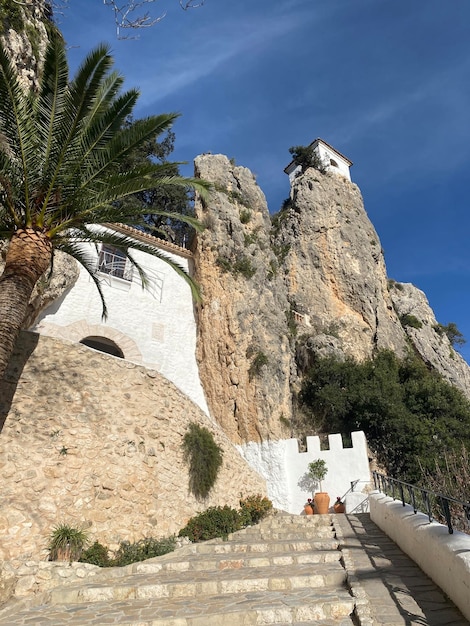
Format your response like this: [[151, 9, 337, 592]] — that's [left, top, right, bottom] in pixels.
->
[[97, 250, 133, 282], [97, 250, 165, 301]]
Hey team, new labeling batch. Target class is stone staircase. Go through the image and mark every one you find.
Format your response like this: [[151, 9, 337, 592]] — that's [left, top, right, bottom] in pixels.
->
[[0, 512, 356, 625]]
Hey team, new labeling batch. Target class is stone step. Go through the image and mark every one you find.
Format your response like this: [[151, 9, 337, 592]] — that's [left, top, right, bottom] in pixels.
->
[[239, 515, 335, 531], [185, 537, 339, 554], [129, 547, 341, 574], [3, 588, 355, 625], [232, 529, 335, 540], [49, 561, 348, 605]]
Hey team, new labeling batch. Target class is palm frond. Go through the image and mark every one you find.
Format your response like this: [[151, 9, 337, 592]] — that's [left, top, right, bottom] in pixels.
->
[[0, 44, 36, 223], [54, 238, 109, 319], [39, 41, 116, 206], [36, 35, 69, 188]]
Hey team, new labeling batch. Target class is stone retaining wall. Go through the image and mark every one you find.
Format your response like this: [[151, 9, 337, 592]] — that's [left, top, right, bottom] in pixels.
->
[[0, 332, 266, 567]]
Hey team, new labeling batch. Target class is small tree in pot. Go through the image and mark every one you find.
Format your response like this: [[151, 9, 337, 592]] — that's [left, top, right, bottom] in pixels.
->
[[308, 459, 330, 514]]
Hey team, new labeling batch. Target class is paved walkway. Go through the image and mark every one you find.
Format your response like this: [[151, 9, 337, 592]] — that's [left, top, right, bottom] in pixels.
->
[[336, 513, 468, 625], [0, 512, 467, 625]]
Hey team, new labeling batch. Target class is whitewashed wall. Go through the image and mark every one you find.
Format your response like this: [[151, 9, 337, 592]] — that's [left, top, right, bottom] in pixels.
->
[[370, 492, 470, 621], [238, 431, 370, 514], [33, 235, 210, 416], [316, 143, 352, 181], [286, 142, 352, 183]]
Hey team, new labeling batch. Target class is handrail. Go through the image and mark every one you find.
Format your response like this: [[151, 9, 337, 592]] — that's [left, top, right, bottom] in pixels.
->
[[373, 471, 470, 535], [337, 478, 361, 503]]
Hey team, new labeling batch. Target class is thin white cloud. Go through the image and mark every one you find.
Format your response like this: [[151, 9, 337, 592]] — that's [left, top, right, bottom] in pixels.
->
[[133, 11, 307, 106], [340, 54, 470, 146]]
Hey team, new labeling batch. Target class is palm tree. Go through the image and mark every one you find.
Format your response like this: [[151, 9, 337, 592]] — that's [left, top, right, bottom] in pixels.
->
[[0, 34, 209, 379]]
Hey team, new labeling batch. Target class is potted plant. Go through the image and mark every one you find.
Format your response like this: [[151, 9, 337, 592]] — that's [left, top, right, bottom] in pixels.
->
[[308, 459, 329, 514], [334, 496, 346, 514], [304, 498, 314, 515]]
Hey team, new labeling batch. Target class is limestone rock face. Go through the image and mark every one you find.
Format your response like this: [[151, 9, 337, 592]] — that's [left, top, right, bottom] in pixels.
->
[[193, 155, 293, 443], [278, 169, 408, 362], [390, 282, 470, 396], [0, 1, 51, 91], [193, 157, 470, 443]]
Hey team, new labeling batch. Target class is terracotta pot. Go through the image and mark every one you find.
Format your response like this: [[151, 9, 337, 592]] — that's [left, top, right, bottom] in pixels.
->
[[334, 502, 346, 514], [304, 504, 314, 515], [314, 492, 330, 514]]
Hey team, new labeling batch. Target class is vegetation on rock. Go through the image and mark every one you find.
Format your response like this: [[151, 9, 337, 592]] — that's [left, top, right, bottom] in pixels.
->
[[399, 313, 423, 330], [433, 322, 466, 347], [248, 350, 269, 380], [288, 144, 327, 174]]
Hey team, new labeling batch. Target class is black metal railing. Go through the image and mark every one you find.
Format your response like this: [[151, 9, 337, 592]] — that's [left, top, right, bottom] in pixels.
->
[[373, 471, 470, 535]]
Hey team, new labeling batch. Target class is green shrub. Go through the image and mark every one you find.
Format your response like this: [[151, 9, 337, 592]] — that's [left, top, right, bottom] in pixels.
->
[[433, 322, 466, 347], [271, 243, 291, 264], [216, 256, 232, 273], [289, 145, 327, 174], [387, 278, 404, 291], [216, 255, 256, 279], [48, 524, 89, 562], [179, 506, 242, 542], [79, 542, 111, 567], [0, 0, 24, 33], [248, 351, 269, 379], [299, 350, 470, 482], [240, 209, 251, 224], [113, 536, 176, 566], [399, 314, 423, 330], [239, 495, 272, 525], [233, 256, 256, 278], [243, 232, 258, 246], [183, 423, 223, 499]]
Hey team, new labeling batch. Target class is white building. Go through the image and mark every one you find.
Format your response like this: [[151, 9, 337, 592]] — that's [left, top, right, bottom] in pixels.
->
[[32, 224, 210, 416], [284, 138, 353, 183]]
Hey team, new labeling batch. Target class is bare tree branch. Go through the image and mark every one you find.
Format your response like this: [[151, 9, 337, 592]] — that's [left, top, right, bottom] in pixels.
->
[[103, 0, 165, 38], [179, 0, 205, 9], [14, 1, 205, 40], [97, 1, 206, 39]]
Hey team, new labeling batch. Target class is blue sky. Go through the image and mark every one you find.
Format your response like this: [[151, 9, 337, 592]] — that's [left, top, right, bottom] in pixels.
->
[[60, 0, 470, 361]]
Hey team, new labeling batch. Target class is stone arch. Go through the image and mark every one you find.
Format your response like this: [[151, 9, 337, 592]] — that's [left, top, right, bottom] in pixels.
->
[[44, 320, 143, 363], [80, 336, 125, 358]]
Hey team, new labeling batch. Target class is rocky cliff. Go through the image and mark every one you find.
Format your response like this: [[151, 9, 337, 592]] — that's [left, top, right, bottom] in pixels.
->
[[390, 281, 470, 397], [194, 155, 470, 441], [0, 0, 51, 91], [193, 156, 293, 443]]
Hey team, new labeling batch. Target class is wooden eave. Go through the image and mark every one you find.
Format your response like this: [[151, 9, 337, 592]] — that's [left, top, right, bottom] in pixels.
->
[[102, 223, 194, 260]]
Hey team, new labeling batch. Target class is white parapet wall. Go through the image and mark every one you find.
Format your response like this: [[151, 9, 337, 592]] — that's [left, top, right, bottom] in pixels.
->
[[370, 492, 470, 621], [238, 431, 371, 514]]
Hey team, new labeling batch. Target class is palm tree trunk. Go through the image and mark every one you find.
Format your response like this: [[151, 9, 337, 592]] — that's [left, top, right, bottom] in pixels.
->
[[0, 229, 52, 379]]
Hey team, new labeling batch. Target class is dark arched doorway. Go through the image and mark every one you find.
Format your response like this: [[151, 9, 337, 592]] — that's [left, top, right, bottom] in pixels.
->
[[79, 336, 124, 358]]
